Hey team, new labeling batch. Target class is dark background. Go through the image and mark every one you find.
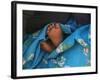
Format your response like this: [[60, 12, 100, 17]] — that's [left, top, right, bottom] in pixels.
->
[[23, 10, 90, 35]]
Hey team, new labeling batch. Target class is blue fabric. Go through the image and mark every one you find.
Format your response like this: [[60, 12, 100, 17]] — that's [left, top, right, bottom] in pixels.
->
[[23, 18, 91, 69]]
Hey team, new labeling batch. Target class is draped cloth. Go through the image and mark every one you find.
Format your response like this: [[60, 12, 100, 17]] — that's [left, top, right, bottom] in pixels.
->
[[23, 18, 91, 69]]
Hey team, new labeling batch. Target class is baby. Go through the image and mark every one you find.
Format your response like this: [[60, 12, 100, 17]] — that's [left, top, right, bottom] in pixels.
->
[[40, 23, 63, 53]]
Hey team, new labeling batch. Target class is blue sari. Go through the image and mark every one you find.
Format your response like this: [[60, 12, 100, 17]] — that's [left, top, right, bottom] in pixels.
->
[[23, 18, 91, 69]]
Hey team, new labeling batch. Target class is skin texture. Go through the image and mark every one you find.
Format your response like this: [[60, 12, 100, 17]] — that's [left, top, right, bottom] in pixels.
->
[[40, 23, 63, 53]]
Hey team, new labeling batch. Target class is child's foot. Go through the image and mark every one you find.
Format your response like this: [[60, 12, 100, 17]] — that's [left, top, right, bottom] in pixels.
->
[[47, 23, 63, 47], [40, 39, 55, 53]]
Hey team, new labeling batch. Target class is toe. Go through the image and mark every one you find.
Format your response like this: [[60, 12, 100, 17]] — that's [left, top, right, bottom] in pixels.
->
[[47, 24, 53, 34], [55, 23, 60, 29], [49, 25, 53, 30], [47, 25, 52, 31], [54, 23, 57, 28], [51, 23, 55, 27]]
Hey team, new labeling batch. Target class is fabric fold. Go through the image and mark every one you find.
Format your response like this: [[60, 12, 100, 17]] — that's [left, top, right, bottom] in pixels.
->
[[23, 18, 91, 69]]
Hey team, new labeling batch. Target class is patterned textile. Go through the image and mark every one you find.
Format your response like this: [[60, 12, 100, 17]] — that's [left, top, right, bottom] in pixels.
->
[[23, 18, 91, 69]]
